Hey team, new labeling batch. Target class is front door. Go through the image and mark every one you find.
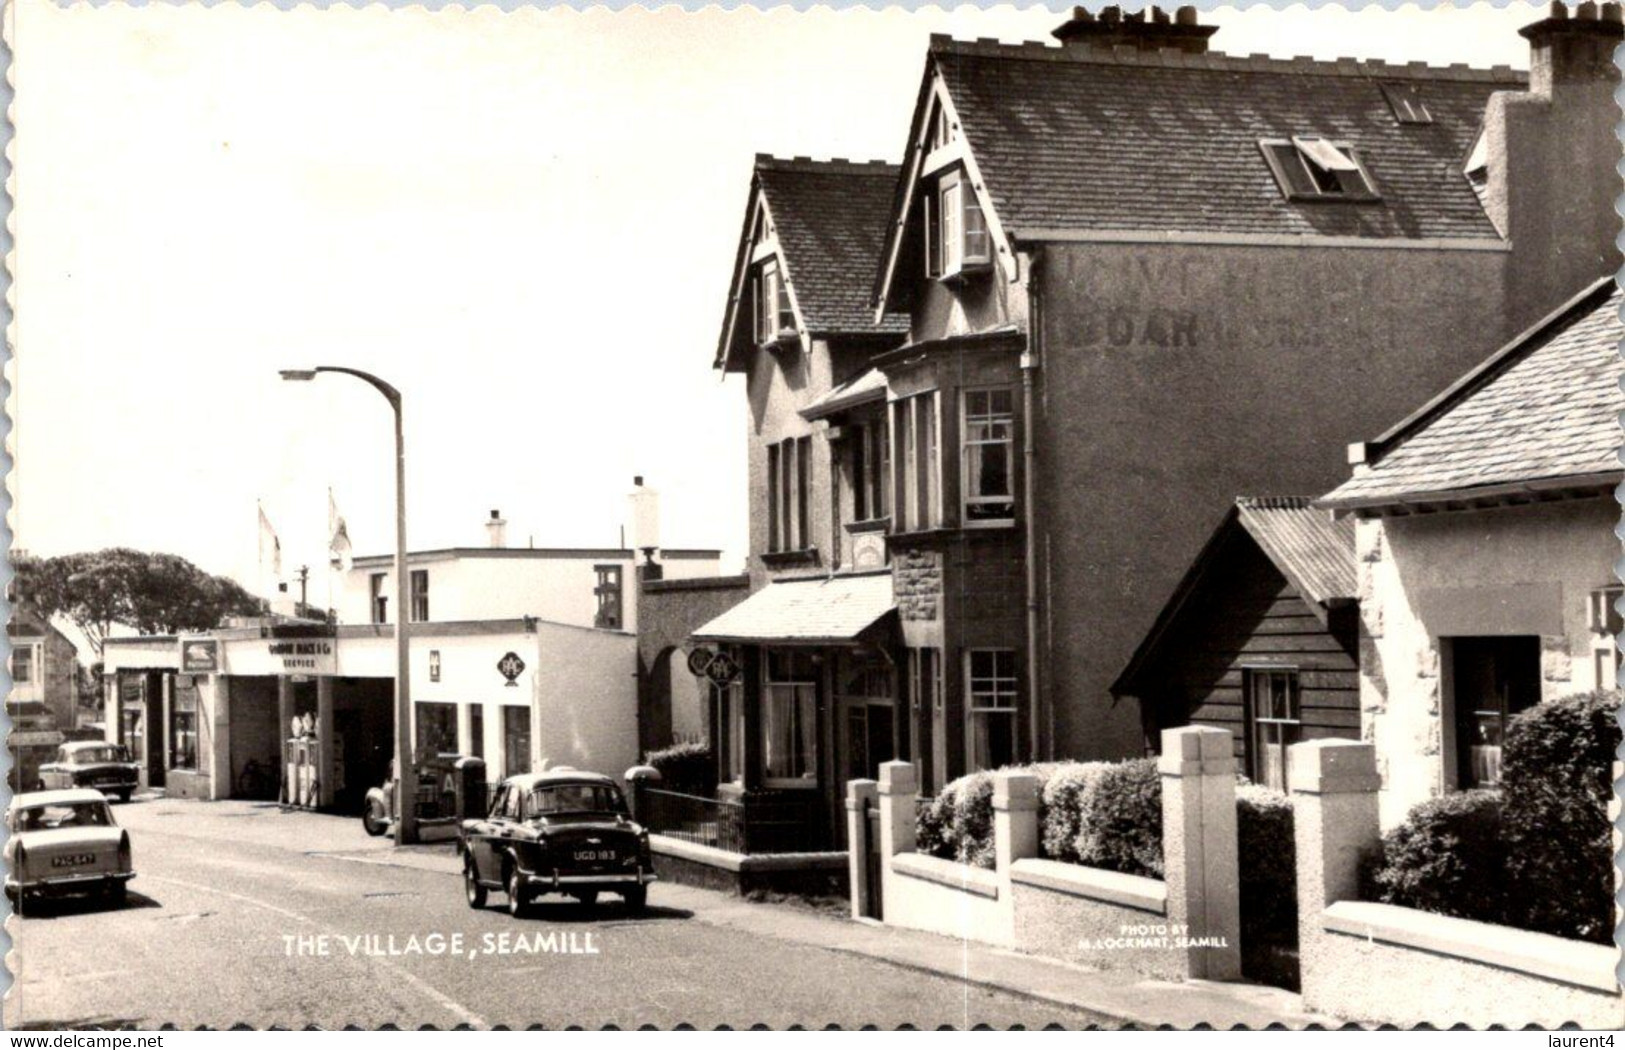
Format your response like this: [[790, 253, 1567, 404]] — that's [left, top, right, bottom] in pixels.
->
[[1451, 636, 1541, 788], [840, 658, 896, 782]]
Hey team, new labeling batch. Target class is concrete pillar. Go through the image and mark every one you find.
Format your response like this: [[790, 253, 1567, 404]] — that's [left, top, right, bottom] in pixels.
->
[[876, 760, 917, 857], [277, 677, 294, 805], [316, 676, 336, 808], [992, 770, 1040, 873], [1290, 738, 1381, 999], [1158, 725, 1242, 981], [210, 677, 230, 802], [845, 778, 878, 920]]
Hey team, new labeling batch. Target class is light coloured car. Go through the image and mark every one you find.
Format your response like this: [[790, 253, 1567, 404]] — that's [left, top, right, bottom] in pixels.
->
[[36, 741, 141, 802], [5, 789, 135, 907]]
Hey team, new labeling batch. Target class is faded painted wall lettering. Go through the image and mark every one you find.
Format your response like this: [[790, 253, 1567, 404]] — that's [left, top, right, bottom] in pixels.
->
[[1075, 308, 1199, 349]]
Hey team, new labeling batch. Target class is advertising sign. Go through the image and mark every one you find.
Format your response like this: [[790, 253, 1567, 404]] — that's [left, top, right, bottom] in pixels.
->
[[179, 637, 222, 674]]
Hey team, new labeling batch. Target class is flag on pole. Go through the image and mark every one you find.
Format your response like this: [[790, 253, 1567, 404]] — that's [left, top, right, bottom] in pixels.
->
[[258, 502, 283, 579], [328, 488, 353, 571]]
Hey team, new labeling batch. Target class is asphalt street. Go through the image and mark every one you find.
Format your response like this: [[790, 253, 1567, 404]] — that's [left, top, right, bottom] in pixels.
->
[[4, 797, 1116, 1029]]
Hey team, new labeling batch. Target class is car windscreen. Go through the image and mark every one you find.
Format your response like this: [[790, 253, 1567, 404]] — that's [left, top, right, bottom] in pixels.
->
[[73, 746, 130, 764], [13, 802, 113, 832], [527, 783, 624, 817]]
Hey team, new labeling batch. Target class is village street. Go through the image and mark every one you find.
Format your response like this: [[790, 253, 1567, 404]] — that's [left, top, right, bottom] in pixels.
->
[[3, 797, 1118, 1030]]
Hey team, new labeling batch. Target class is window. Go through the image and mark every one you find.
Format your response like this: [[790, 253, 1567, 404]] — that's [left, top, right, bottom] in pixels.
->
[[594, 565, 624, 629], [170, 676, 200, 772], [763, 650, 817, 784], [963, 388, 1015, 524], [415, 701, 458, 758], [369, 573, 388, 624], [908, 647, 943, 789], [1587, 585, 1624, 634], [924, 169, 992, 280], [892, 392, 941, 532], [410, 569, 429, 623], [753, 259, 795, 344], [852, 421, 890, 523], [1450, 637, 1539, 789], [967, 649, 1018, 771], [503, 706, 531, 780], [766, 436, 813, 552], [1380, 82, 1432, 125], [1245, 669, 1299, 791], [1260, 137, 1379, 201], [469, 704, 485, 760], [10, 644, 34, 684], [926, 100, 954, 153]]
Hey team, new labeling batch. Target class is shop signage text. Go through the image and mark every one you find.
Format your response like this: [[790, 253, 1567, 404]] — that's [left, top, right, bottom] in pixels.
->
[[269, 640, 335, 672]]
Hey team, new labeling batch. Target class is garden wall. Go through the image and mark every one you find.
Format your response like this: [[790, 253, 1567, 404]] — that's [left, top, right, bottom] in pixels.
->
[[849, 726, 1242, 983], [1291, 739, 1624, 1028]]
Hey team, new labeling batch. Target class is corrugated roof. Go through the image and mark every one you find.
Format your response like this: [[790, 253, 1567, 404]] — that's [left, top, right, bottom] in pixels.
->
[[1321, 279, 1624, 509], [691, 572, 896, 644], [929, 39, 1520, 241], [755, 158, 912, 335], [1234, 497, 1357, 605]]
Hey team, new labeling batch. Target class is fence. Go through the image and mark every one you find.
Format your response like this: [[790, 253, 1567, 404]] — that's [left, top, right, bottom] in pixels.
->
[[641, 787, 747, 852]]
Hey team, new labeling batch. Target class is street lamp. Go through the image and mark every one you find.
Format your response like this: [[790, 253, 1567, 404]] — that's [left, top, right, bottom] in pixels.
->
[[279, 366, 416, 846]]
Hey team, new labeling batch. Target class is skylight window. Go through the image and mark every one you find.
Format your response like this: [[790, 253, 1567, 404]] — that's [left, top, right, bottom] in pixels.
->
[[1260, 138, 1380, 202], [1380, 82, 1433, 125]]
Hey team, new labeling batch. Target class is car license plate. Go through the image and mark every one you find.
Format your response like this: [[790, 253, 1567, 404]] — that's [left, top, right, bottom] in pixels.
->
[[52, 854, 94, 868], [573, 849, 612, 862]]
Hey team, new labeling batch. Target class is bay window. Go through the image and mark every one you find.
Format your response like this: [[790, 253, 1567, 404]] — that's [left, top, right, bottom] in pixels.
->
[[892, 391, 941, 532], [966, 649, 1017, 771], [764, 650, 817, 784], [962, 388, 1015, 524]]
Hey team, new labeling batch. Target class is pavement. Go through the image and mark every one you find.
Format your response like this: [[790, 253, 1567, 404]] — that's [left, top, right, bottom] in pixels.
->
[[4, 796, 1332, 1029]]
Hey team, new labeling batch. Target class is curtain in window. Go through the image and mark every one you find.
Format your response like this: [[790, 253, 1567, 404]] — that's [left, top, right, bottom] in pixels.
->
[[763, 683, 815, 781]]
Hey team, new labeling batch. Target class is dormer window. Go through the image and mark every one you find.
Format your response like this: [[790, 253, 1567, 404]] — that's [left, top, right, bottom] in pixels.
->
[[753, 259, 795, 344], [1260, 137, 1379, 202], [924, 170, 991, 280], [1380, 82, 1432, 125]]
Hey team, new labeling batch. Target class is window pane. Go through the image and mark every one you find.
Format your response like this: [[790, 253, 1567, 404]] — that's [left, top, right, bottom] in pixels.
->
[[971, 711, 1015, 771], [764, 683, 816, 780], [503, 707, 531, 778]]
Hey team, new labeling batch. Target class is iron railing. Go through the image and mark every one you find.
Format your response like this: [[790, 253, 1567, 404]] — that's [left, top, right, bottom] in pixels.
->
[[639, 786, 823, 854]]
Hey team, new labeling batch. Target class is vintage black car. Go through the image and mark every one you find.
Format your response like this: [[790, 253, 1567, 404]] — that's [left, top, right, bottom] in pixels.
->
[[459, 769, 655, 916], [36, 742, 140, 803]]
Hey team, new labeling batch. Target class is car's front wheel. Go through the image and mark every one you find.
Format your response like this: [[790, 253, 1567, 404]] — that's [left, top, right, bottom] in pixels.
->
[[506, 865, 530, 918], [463, 855, 487, 910], [622, 885, 647, 912], [362, 798, 388, 837], [572, 889, 599, 907]]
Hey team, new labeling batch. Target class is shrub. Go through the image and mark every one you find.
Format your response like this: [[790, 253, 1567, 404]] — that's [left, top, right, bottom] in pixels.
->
[[1039, 762, 1113, 863], [644, 740, 715, 795], [1074, 758, 1163, 879], [1365, 789, 1505, 924], [927, 771, 999, 868], [1236, 784, 1296, 946], [1501, 689, 1621, 943]]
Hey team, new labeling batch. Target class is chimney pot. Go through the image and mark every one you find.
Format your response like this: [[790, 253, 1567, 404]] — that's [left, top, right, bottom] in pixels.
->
[[1604, 2, 1622, 23], [1550, 0, 1569, 17], [1176, 5, 1197, 25], [1101, 6, 1122, 25], [1578, 0, 1598, 18], [1053, 2, 1216, 53]]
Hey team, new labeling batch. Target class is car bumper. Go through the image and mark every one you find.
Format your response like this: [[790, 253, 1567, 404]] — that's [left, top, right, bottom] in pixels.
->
[[7, 871, 135, 896], [522, 871, 657, 889]]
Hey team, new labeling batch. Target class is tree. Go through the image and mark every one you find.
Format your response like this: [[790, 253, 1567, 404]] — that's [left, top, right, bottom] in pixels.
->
[[13, 549, 264, 660]]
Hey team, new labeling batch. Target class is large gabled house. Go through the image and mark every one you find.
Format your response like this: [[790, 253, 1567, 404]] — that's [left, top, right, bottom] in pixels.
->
[[1318, 276, 1623, 825], [684, 155, 910, 846], [868, 2, 1621, 765]]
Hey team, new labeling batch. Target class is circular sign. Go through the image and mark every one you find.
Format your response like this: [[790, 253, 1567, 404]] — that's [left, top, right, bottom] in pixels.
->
[[497, 651, 526, 686], [686, 647, 716, 677], [704, 651, 741, 686]]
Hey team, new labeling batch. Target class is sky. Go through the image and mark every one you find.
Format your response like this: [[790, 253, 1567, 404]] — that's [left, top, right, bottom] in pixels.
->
[[11, 0, 1543, 602]]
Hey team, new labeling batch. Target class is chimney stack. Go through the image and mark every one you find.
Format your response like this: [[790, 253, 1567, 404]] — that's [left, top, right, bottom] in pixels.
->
[[1520, 0, 1624, 96], [628, 476, 661, 563], [1052, 5, 1217, 54], [486, 509, 507, 549]]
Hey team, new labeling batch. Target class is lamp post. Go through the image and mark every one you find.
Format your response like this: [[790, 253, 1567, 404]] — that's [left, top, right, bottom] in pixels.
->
[[279, 366, 416, 846]]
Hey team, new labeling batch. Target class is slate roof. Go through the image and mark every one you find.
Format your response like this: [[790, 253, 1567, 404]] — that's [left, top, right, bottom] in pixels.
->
[[801, 367, 888, 421], [1235, 497, 1356, 606], [1320, 278, 1623, 510], [690, 572, 896, 645], [926, 38, 1522, 241], [756, 157, 911, 335]]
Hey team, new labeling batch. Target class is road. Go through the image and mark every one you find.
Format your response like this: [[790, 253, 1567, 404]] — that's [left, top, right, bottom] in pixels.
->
[[5, 797, 1115, 1029]]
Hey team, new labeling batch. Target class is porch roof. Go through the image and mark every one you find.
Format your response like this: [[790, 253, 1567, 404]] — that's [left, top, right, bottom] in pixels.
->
[[690, 572, 895, 646]]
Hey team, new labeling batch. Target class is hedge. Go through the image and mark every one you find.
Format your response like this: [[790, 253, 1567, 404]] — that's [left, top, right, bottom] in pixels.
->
[[644, 740, 715, 795], [1235, 784, 1296, 945], [1364, 688, 1620, 941], [1038, 762, 1113, 864], [1073, 759, 1163, 879], [1501, 689, 1620, 943]]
